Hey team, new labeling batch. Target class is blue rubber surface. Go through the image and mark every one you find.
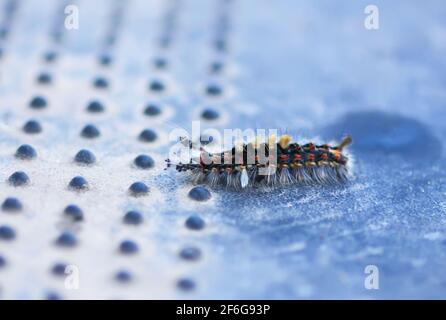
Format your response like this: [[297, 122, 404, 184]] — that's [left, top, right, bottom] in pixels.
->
[[0, 0, 446, 299]]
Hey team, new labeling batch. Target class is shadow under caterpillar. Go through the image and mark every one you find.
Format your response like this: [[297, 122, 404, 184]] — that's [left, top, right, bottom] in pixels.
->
[[166, 135, 353, 190]]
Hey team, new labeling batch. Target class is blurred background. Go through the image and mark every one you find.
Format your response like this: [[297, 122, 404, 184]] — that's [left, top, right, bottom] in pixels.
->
[[0, 0, 445, 299]]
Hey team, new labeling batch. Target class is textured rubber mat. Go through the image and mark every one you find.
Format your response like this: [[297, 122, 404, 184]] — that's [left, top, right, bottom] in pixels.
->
[[1, 0, 446, 299]]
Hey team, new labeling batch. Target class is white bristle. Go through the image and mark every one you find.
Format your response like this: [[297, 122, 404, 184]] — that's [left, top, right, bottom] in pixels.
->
[[240, 169, 249, 188], [184, 165, 351, 190]]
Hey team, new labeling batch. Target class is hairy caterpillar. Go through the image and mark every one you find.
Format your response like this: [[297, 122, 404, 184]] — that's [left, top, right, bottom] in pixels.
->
[[166, 135, 353, 190]]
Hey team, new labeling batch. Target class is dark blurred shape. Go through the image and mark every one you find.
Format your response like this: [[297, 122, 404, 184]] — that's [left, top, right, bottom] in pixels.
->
[[323, 111, 442, 163]]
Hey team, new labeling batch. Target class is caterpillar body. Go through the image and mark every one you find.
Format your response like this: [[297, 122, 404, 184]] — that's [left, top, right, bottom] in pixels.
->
[[166, 135, 353, 190]]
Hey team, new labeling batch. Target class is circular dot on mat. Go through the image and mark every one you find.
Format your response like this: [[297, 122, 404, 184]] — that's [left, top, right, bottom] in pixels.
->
[[1, 197, 23, 212], [201, 108, 220, 120], [45, 291, 62, 300], [179, 247, 202, 261], [214, 39, 227, 52], [0, 225, 16, 241], [105, 35, 116, 46], [15, 144, 37, 160], [93, 76, 109, 89], [43, 51, 58, 63], [148, 79, 165, 92], [133, 154, 154, 169], [74, 149, 96, 165], [185, 215, 206, 230], [128, 182, 149, 197], [51, 262, 67, 276], [115, 270, 133, 283], [209, 61, 224, 74], [86, 100, 105, 113], [123, 211, 143, 225], [138, 129, 158, 143], [63, 205, 84, 222], [98, 54, 112, 66], [0, 255, 6, 268], [68, 176, 89, 191], [8, 171, 30, 187], [80, 124, 100, 139], [188, 186, 211, 202], [29, 96, 48, 110], [119, 240, 139, 254], [36, 72, 52, 85], [176, 278, 196, 291], [51, 31, 63, 43], [55, 231, 77, 248], [23, 119, 42, 134], [153, 57, 168, 69], [205, 84, 223, 96], [143, 103, 162, 116], [0, 28, 8, 40], [159, 36, 171, 49]]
